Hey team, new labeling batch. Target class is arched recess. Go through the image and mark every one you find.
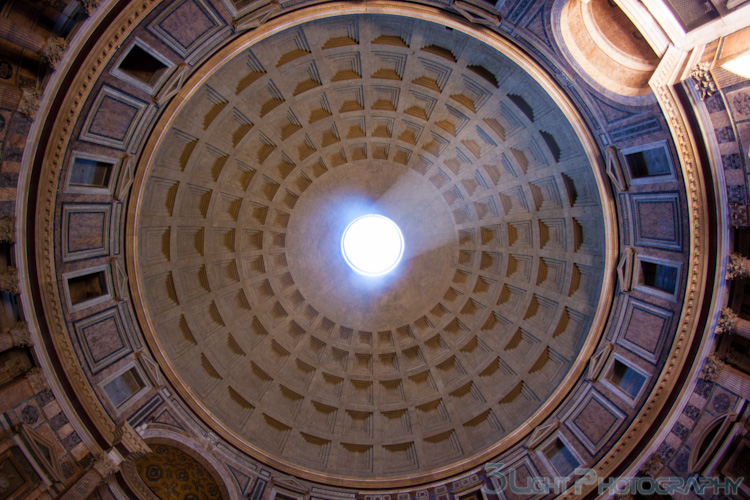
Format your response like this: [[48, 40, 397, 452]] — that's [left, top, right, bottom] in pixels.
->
[[556, 0, 659, 98], [688, 412, 738, 473], [120, 432, 239, 500]]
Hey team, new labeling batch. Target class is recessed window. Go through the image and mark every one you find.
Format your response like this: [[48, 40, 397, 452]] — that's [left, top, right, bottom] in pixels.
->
[[103, 367, 145, 407], [620, 142, 674, 185], [111, 39, 172, 93], [118, 44, 168, 87], [544, 437, 580, 477], [633, 255, 681, 301], [606, 359, 646, 400], [625, 147, 671, 178], [641, 261, 678, 294], [69, 157, 113, 188], [67, 271, 107, 306]]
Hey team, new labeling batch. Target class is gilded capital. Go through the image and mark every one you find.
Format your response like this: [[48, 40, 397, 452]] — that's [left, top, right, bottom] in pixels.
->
[[93, 453, 120, 479], [727, 253, 750, 280], [78, 0, 101, 15], [9, 322, 31, 347], [0, 267, 19, 294], [25, 367, 49, 393], [39, 37, 69, 70], [715, 307, 739, 335], [690, 62, 717, 100], [0, 217, 15, 243]]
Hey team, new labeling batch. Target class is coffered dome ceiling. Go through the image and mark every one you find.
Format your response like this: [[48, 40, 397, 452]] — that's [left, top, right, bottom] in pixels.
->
[[24, 0, 707, 494], [130, 12, 613, 484]]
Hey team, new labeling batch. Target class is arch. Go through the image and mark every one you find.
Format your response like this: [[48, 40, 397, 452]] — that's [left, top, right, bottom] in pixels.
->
[[688, 412, 737, 473], [556, 0, 659, 98], [121, 431, 240, 500]]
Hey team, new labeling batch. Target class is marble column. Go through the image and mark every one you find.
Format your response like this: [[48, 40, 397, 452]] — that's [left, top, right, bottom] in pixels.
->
[[0, 18, 46, 53], [0, 18, 67, 69], [58, 453, 119, 500], [0, 367, 48, 409], [0, 322, 30, 353], [0, 83, 23, 111]]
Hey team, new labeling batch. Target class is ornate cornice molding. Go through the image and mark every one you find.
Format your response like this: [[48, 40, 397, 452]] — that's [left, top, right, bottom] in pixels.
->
[[30, 0, 162, 447], [560, 44, 710, 497]]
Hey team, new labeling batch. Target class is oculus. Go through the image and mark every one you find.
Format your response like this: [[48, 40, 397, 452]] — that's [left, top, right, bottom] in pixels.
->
[[341, 214, 404, 276]]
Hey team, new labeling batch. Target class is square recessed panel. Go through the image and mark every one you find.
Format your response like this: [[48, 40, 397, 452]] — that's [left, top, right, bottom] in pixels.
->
[[74, 306, 133, 373], [484, 454, 541, 498], [149, 0, 225, 58], [62, 204, 111, 262], [80, 86, 148, 149], [631, 193, 682, 251], [564, 387, 625, 454], [616, 298, 672, 363]]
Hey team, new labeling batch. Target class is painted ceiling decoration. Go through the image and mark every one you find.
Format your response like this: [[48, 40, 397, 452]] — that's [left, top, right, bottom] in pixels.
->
[[135, 444, 222, 500]]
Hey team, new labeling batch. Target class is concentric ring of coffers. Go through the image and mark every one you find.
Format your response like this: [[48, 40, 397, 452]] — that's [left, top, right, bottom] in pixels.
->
[[130, 11, 612, 484]]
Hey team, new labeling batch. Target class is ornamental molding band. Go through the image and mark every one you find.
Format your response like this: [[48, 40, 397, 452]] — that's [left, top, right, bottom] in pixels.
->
[[560, 45, 710, 497], [24, 0, 163, 450], [14, 0, 715, 495]]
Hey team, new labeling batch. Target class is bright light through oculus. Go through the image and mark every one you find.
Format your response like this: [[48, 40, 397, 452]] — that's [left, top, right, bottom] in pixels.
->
[[341, 215, 404, 276]]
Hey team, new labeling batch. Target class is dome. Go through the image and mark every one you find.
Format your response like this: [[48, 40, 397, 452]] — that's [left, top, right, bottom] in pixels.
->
[[129, 12, 612, 485]]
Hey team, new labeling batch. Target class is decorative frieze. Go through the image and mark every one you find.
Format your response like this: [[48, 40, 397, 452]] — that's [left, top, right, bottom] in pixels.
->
[[113, 422, 151, 460]]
